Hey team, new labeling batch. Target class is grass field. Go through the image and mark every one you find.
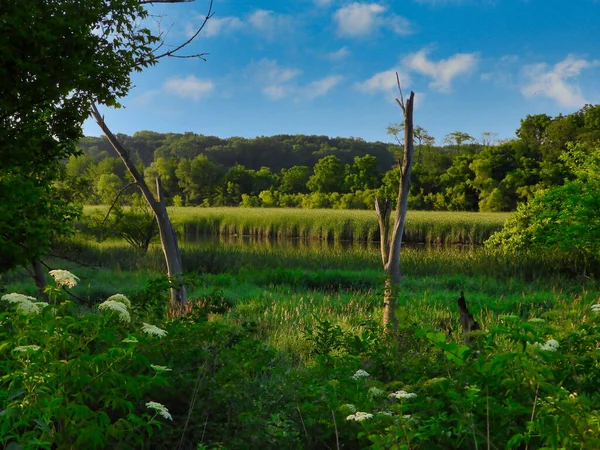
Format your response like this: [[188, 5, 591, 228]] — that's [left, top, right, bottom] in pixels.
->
[[82, 206, 512, 245], [3, 220, 600, 448]]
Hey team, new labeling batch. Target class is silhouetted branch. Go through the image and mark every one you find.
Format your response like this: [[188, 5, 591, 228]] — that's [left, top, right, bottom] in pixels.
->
[[154, 0, 214, 60]]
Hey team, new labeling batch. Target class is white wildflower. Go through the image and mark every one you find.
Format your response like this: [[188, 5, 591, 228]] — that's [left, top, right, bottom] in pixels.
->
[[590, 304, 600, 312], [97, 300, 131, 323], [106, 294, 131, 308], [351, 369, 370, 380], [35, 302, 49, 309], [541, 339, 560, 351], [368, 387, 384, 397], [150, 365, 172, 374], [122, 337, 139, 344], [2, 294, 42, 315], [377, 411, 393, 417], [142, 323, 168, 338], [16, 300, 41, 315], [341, 404, 356, 413], [146, 401, 172, 420], [532, 339, 559, 352], [49, 270, 79, 288], [2, 293, 36, 304], [389, 390, 417, 400], [13, 345, 41, 353], [346, 411, 373, 422]]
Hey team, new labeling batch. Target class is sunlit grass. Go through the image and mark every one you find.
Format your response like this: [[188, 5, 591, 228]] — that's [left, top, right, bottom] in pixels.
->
[[82, 206, 511, 245]]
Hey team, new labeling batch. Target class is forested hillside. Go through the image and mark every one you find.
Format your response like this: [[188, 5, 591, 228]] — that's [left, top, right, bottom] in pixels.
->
[[66, 104, 600, 212]]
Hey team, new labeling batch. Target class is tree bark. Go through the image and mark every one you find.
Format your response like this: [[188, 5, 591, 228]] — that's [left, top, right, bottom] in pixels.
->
[[31, 259, 48, 301], [375, 76, 415, 332], [90, 104, 187, 310], [457, 291, 480, 344]]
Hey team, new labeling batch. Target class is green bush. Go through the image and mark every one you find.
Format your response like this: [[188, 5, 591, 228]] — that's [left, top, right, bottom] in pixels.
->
[[0, 271, 173, 449]]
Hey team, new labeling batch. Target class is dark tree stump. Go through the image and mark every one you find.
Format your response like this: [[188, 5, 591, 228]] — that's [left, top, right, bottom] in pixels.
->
[[457, 291, 480, 344]]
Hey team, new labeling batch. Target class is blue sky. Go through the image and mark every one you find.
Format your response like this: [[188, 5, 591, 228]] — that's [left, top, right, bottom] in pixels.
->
[[83, 0, 600, 145]]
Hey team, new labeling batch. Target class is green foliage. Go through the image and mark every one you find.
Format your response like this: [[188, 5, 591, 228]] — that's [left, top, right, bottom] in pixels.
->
[[1, 0, 160, 272], [487, 143, 600, 267], [307, 155, 346, 193], [0, 274, 171, 448]]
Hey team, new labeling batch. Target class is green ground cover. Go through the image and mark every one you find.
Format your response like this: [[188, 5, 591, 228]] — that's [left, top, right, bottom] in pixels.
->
[[2, 229, 599, 449]]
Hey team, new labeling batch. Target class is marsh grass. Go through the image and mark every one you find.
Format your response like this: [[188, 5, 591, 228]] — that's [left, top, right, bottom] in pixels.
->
[[83, 206, 511, 245]]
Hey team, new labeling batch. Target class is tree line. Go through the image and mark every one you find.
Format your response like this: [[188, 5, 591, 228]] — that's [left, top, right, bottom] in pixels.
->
[[63, 104, 600, 212]]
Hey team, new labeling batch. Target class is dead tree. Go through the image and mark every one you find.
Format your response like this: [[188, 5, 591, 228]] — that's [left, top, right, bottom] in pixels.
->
[[457, 291, 480, 344], [90, 105, 187, 310], [375, 73, 415, 331]]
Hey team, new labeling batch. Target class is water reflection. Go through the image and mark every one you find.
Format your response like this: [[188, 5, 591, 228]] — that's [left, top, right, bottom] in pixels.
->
[[180, 234, 475, 253]]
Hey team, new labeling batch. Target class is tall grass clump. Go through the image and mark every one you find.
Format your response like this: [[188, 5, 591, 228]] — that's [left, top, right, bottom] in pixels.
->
[[81, 207, 510, 245]]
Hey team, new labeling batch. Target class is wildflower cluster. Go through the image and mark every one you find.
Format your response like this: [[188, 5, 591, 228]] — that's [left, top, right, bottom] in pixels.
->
[[591, 304, 600, 313], [98, 299, 131, 323], [146, 401, 173, 420], [346, 411, 374, 422], [389, 390, 418, 400], [142, 322, 168, 338], [368, 387, 384, 397], [49, 269, 79, 288], [351, 369, 370, 380], [106, 294, 132, 308], [13, 345, 41, 353], [1, 293, 47, 315], [532, 339, 560, 352]]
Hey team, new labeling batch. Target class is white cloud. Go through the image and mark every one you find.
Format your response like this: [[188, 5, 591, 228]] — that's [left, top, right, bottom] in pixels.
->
[[263, 85, 288, 100], [186, 9, 291, 39], [303, 75, 344, 99], [334, 3, 411, 37], [251, 59, 302, 85], [247, 59, 341, 101], [520, 55, 599, 107], [414, 0, 494, 5], [163, 75, 215, 101], [247, 9, 291, 36], [356, 69, 411, 93], [403, 49, 478, 92], [327, 46, 351, 61], [200, 16, 244, 38]]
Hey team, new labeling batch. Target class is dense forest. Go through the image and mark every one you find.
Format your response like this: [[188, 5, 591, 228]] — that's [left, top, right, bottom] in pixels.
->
[[67, 104, 600, 212]]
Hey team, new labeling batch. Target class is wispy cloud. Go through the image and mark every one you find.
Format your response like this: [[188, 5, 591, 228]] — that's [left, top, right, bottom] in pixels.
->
[[356, 69, 411, 94], [163, 75, 215, 101], [326, 46, 351, 61], [403, 49, 478, 92], [197, 16, 244, 38], [334, 3, 412, 37], [247, 59, 342, 101], [186, 9, 291, 39], [303, 75, 344, 99], [247, 10, 292, 37], [413, 0, 496, 5], [314, 0, 336, 7], [520, 54, 599, 107]]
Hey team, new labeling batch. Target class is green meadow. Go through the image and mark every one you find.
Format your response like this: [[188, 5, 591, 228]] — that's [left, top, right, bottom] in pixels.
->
[[4, 208, 600, 449]]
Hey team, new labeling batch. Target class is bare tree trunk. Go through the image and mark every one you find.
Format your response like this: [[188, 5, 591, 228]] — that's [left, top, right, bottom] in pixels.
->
[[90, 104, 187, 310], [31, 259, 48, 301], [375, 74, 415, 332]]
